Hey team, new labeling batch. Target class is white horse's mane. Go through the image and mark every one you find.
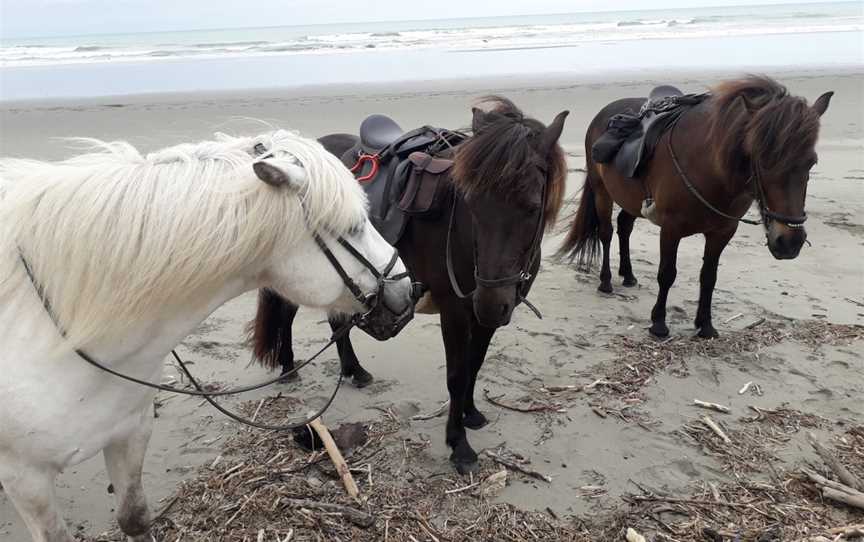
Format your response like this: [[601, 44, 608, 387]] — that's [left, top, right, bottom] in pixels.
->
[[0, 129, 367, 351]]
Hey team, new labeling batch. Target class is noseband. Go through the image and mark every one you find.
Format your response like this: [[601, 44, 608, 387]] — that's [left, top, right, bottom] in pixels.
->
[[446, 165, 548, 319], [667, 112, 808, 229], [254, 143, 409, 327]]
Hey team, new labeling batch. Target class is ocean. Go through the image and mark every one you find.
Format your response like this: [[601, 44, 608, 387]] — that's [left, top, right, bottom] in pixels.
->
[[1, 1, 861, 100]]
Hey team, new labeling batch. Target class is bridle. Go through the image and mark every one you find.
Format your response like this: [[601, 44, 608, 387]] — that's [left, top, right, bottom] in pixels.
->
[[667, 110, 808, 229], [446, 164, 548, 320], [16, 144, 410, 431]]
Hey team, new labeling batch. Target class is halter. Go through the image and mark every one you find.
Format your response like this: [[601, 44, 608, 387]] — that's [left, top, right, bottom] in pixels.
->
[[667, 111, 808, 228], [15, 145, 411, 431], [446, 165, 548, 320]]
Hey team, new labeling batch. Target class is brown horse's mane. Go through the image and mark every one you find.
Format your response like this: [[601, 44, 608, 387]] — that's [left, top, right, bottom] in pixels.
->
[[706, 75, 821, 176], [451, 96, 567, 228]]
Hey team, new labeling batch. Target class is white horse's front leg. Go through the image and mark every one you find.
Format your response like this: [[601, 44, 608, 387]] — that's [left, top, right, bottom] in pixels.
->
[[103, 408, 154, 542], [0, 463, 73, 542]]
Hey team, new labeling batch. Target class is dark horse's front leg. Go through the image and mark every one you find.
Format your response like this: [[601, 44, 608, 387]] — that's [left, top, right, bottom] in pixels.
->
[[693, 229, 736, 338], [327, 318, 374, 387], [441, 302, 495, 474], [649, 227, 681, 338]]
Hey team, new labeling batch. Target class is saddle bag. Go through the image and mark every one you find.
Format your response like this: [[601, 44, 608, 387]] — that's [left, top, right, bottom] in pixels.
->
[[398, 152, 453, 218]]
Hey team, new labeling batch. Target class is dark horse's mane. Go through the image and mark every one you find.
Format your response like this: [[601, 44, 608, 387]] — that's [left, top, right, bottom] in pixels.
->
[[451, 96, 567, 229], [707, 75, 821, 176]]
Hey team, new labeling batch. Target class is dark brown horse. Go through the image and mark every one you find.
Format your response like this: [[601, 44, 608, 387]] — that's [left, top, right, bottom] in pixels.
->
[[248, 97, 568, 473], [559, 76, 832, 338]]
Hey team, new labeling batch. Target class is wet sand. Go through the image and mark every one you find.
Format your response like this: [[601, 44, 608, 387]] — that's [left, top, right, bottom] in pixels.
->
[[1, 67, 862, 539]]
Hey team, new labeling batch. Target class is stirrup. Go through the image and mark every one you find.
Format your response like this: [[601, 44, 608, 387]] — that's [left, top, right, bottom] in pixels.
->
[[641, 198, 659, 225]]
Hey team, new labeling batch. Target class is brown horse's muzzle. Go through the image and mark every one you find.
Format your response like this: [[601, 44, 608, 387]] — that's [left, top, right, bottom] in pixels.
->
[[766, 221, 807, 260], [473, 285, 517, 328]]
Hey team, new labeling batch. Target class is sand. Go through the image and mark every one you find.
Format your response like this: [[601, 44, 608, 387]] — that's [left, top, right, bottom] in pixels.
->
[[1, 67, 862, 540]]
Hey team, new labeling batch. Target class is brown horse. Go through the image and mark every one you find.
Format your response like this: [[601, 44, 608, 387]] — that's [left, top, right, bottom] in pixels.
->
[[249, 97, 568, 473], [559, 76, 832, 338]]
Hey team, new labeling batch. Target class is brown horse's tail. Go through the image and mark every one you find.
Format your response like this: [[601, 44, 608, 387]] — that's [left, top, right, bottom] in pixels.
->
[[557, 173, 600, 269], [245, 289, 299, 371]]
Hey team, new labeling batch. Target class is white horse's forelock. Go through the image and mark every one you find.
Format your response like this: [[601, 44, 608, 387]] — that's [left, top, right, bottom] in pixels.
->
[[0, 129, 367, 352]]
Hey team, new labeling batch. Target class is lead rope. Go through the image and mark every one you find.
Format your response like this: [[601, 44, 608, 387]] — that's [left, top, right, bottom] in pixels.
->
[[20, 251, 352, 430]]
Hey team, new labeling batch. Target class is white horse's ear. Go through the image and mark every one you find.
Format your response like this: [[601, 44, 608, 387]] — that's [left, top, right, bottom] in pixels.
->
[[253, 161, 306, 191]]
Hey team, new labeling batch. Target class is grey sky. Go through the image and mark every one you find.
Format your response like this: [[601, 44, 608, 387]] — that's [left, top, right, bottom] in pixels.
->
[[0, 0, 843, 39]]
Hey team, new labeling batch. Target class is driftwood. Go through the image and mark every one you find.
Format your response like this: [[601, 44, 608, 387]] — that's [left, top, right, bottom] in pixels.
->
[[625, 527, 647, 542], [308, 417, 360, 499], [701, 415, 732, 444], [483, 450, 552, 483], [483, 389, 565, 414], [411, 400, 450, 421], [693, 399, 731, 414], [281, 498, 374, 527], [808, 431, 863, 491], [802, 468, 864, 510]]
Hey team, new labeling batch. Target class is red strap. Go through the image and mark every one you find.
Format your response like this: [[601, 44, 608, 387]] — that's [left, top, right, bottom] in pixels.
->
[[351, 154, 380, 183]]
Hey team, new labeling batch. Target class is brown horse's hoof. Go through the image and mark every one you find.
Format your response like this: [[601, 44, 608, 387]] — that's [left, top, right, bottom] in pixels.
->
[[622, 276, 638, 287], [463, 410, 489, 430], [649, 322, 669, 338], [598, 282, 613, 294], [279, 369, 301, 382]]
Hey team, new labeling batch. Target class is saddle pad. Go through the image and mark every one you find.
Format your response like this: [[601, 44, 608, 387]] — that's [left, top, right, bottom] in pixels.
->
[[398, 152, 453, 218]]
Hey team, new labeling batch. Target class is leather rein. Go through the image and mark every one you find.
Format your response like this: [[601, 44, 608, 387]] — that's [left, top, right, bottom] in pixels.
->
[[667, 110, 808, 228], [445, 165, 547, 320], [18, 145, 409, 431]]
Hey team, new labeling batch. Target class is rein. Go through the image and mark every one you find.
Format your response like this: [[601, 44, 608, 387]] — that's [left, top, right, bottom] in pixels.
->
[[445, 168, 547, 319], [17, 144, 410, 430], [667, 110, 808, 228]]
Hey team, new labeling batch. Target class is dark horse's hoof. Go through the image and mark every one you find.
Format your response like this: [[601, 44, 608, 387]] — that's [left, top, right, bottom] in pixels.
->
[[622, 276, 638, 287], [598, 282, 613, 294], [350, 367, 374, 388], [696, 325, 719, 339], [463, 410, 489, 430], [450, 454, 480, 475], [649, 322, 670, 338], [279, 368, 301, 382]]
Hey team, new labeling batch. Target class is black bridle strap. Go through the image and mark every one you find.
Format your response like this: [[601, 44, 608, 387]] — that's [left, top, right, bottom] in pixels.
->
[[446, 196, 473, 300], [667, 115, 762, 226]]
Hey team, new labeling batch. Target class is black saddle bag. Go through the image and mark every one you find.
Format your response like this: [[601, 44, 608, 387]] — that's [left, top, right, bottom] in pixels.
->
[[398, 152, 453, 218]]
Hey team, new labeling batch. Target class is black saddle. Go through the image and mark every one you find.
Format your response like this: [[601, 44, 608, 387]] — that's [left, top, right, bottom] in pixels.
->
[[360, 114, 405, 151], [592, 85, 708, 178], [347, 117, 466, 244]]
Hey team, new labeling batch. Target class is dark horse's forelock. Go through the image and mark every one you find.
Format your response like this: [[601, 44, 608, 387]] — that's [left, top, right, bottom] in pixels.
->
[[707, 76, 821, 176], [452, 96, 567, 228]]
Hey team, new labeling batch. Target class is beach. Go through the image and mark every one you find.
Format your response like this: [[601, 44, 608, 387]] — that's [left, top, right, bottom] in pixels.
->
[[1, 65, 862, 539]]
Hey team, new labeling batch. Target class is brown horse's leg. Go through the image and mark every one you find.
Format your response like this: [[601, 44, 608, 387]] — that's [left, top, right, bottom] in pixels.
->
[[440, 303, 477, 474], [463, 320, 496, 430], [278, 302, 300, 379], [649, 228, 681, 338], [616, 210, 638, 287], [593, 177, 615, 294], [328, 319, 373, 387], [694, 229, 736, 339]]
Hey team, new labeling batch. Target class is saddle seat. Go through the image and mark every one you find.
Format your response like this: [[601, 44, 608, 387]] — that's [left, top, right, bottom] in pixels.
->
[[347, 116, 465, 245], [592, 84, 708, 179], [360, 114, 405, 152]]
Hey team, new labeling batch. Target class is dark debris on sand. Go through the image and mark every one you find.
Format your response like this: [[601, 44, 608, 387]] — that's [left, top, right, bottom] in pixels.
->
[[82, 320, 863, 541]]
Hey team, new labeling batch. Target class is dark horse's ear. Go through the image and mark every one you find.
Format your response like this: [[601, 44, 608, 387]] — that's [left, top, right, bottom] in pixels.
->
[[812, 91, 833, 117], [541, 110, 569, 154], [471, 107, 488, 131]]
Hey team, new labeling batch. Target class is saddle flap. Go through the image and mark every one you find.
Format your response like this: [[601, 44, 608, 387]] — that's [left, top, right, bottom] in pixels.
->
[[398, 152, 453, 218]]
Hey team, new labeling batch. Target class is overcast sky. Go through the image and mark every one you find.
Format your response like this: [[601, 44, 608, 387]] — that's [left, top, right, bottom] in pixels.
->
[[0, 0, 844, 39]]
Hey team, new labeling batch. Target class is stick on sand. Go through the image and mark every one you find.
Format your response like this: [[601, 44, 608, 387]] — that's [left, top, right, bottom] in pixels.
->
[[308, 416, 360, 499]]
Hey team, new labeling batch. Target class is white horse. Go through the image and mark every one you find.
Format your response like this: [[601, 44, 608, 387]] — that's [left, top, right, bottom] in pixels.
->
[[0, 130, 413, 541]]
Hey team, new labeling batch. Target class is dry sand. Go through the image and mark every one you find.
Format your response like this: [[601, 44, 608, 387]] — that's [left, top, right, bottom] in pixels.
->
[[1, 67, 862, 540]]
